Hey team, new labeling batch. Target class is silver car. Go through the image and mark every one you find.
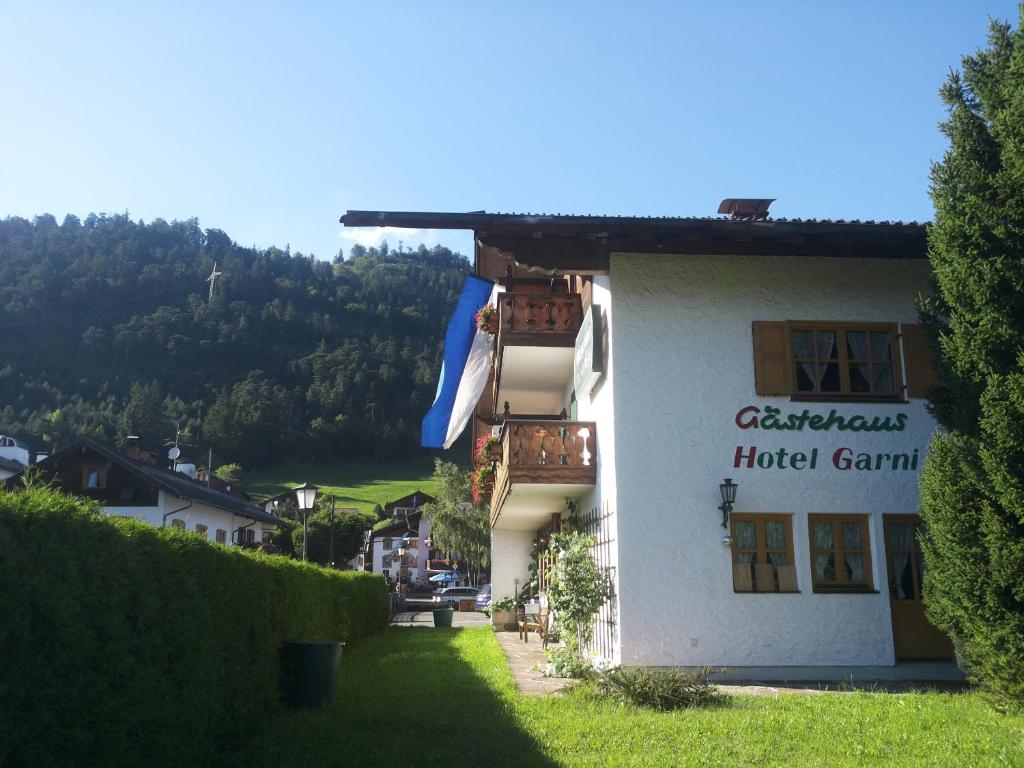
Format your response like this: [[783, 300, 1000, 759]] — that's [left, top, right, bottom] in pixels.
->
[[431, 586, 480, 607]]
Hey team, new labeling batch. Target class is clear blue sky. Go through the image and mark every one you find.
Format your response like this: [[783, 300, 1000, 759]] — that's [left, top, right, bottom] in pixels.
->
[[1, 1, 1019, 260]]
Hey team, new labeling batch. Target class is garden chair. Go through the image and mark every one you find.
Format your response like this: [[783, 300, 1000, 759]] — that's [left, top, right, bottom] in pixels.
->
[[518, 607, 550, 645]]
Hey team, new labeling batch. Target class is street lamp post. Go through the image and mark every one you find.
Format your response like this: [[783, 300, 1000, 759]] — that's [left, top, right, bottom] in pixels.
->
[[328, 494, 336, 568], [294, 481, 319, 562], [396, 540, 408, 590]]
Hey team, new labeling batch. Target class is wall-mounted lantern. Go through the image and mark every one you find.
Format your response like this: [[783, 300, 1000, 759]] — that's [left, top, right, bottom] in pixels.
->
[[718, 478, 737, 529]]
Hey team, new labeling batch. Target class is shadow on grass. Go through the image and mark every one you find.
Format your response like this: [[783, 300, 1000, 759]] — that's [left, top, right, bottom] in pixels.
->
[[252, 628, 558, 768]]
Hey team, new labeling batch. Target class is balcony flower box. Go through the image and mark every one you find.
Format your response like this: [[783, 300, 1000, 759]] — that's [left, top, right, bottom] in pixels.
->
[[475, 304, 498, 334], [471, 463, 495, 503], [475, 434, 502, 465]]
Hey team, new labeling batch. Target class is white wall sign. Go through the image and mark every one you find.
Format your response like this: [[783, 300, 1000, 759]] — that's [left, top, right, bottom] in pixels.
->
[[573, 304, 604, 398]]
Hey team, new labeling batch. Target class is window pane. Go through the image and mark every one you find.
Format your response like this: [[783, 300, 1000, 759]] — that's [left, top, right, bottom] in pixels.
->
[[795, 362, 816, 391], [736, 521, 756, 549], [768, 550, 788, 567], [891, 553, 915, 599], [872, 364, 894, 394], [815, 330, 838, 359], [842, 521, 863, 550], [813, 520, 833, 550], [765, 520, 785, 550], [736, 551, 755, 565], [792, 330, 814, 358], [820, 362, 841, 391], [869, 331, 891, 360], [844, 553, 866, 583], [846, 330, 869, 360], [815, 553, 836, 583], [887, 523, 910, 550], [849, 363, 871, 392]]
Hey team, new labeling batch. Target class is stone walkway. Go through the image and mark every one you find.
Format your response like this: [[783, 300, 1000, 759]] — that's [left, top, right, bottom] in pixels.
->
[[494, 630, 571, 696]]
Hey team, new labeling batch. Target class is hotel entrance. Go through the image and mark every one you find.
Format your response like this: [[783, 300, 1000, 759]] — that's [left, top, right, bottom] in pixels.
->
[[883, 515, 955, 660]]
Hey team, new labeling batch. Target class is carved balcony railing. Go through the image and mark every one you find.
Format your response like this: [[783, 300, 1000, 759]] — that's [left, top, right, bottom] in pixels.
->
[[496, 292, 583, 346], [426, 558, 451, 571], [491, 420, 597, 524], [490, 293, 584, 421]]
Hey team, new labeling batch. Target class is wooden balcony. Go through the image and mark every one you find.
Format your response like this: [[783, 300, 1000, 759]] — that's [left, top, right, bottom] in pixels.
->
[[490, 420, 596, 529], [493, 293, 583, 416], [496, 292, 583, 347]]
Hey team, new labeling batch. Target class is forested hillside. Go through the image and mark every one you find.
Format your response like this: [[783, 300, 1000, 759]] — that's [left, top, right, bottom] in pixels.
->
[[0, 213, 467, 466]]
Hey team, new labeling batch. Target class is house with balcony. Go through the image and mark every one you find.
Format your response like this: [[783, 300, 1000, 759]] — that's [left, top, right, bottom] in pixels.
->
[[5, 436, 286, 547], [340, 204, 956, 680], [365, 491, 449, 588]]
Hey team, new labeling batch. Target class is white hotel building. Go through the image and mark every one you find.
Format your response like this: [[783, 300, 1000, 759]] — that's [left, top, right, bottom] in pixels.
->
[[342, 204, 956, 678]]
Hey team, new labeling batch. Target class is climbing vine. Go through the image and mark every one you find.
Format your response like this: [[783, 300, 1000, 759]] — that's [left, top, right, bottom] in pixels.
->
[[546, 531, 613, 675]]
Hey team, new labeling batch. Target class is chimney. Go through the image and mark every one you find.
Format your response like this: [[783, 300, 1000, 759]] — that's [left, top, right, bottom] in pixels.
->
[[717, 198, 776, 221], [125, 436, 140, 460]]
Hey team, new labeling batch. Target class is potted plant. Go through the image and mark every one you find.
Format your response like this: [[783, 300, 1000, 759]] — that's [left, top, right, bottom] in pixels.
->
[[475, 304, 498, 334], [484, 597, 517, 631]]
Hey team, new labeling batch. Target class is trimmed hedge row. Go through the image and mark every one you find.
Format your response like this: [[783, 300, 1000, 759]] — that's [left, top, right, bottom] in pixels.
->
[[0, 486, 387, 767]]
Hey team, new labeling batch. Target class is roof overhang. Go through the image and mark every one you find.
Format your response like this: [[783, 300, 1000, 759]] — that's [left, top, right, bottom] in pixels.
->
[[339, 210, 928, 274]]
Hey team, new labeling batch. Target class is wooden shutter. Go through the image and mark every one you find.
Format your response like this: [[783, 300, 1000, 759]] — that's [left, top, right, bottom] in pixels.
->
[[777, 565, 798, 593], [732, 563, 753, 592], [752, 321, 793, 395], [754, 563, 776, 592], [901, 324, 937, 399]]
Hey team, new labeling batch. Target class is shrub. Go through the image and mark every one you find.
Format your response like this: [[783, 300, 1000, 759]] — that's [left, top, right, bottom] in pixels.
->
[[483, 596, 515, 616], [545, 531, 613, 670], [918, 13, 1024, 710], [595, 666, 725, 710], [546, 644, 596, 680], [0, 485, 388, 767]]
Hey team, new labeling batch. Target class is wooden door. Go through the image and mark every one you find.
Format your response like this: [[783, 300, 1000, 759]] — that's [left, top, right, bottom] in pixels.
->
[[883, 515, 954, 660]]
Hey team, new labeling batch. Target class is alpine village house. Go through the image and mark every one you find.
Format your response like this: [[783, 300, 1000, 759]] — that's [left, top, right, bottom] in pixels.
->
[[5, 436, 286, 547], [341, 201, 955, 679], [362, 492, 451, 588]]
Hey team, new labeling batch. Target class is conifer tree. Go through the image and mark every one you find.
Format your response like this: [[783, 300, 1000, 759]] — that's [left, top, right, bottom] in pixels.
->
[[919, 11, 1024, 709]]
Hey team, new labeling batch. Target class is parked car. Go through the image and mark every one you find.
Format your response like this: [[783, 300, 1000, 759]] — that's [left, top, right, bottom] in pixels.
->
[[474, 584, 492, 611], [431, 586, 480, 607]]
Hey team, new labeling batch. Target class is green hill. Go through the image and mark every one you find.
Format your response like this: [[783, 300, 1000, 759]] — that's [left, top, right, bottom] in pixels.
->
[[247, 457, 440, 518], [0, 213, 466, 467]]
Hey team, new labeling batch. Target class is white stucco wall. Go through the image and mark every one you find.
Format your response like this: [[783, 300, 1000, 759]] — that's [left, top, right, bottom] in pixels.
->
[[608, 252, 936, 667], [572, 276, 622, 664], [103, 492, 275, 546], [491, 528, 535, 599]]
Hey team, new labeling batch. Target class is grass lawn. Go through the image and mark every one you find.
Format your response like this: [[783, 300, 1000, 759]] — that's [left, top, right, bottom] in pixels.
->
[[261, 628, 1024, 768], [246, 457, 440, 517]]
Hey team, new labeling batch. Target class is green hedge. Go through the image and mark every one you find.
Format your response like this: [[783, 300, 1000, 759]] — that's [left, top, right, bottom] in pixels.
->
[[0, 485, 387, 767]]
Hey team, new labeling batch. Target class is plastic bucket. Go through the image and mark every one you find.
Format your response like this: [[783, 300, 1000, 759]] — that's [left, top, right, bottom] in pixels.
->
[[433, 607, 454, 628], [281, 641, 345, 708]]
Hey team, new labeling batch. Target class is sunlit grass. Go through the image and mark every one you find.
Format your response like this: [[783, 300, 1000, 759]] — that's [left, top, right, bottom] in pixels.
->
[[247, 458, 439, 516], [264, 628, 1024, 768]]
